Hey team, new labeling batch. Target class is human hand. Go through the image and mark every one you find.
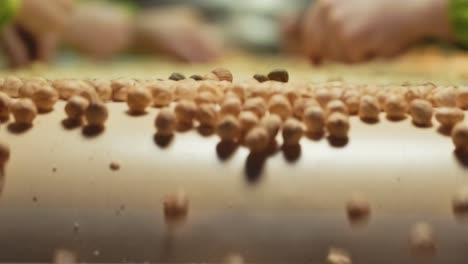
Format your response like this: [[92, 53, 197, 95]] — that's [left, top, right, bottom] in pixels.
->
[[301, 0, 453, 63], [62, 2, 132, 60], [133, 6, 222, 63]]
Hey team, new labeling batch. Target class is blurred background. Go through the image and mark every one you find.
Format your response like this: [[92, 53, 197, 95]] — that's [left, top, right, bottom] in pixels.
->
[[1, 0, 468, 84]]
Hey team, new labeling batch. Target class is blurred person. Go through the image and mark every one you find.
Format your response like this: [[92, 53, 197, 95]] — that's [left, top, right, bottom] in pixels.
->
[[0, 0, 74, 67], [291, 0, 457, 63]]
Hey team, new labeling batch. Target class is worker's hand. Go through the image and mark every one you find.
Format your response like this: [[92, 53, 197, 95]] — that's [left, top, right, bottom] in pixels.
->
[[0, 0, 73, 68], [62, 2, 132, 59], [133, 7, 222, 63], [16, 0, 74, 35], [301, 0, 453, 63]]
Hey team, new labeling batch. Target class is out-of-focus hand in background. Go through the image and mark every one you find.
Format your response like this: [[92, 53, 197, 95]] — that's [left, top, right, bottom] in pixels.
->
[[299, 0, 453, 63], [62, 2, 132, 60], [133, 6, 222, 63], [1, 0, 74, 67]]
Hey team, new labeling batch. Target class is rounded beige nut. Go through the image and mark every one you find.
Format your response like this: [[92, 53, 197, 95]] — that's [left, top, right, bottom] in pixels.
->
[[384, 94, 407, 120], [245, 126, 270, 153], [211, 67, 233, 82], [78, 83, 99, 103], [196, 104, 218, 128], [65, 96, 90, 120], [53, 79, 85, 100], [326, 99, 349, 117], [175, 100, 197, 124], [435, 107, 464, 128], [243, 97, 267, 118], [304, 105, 325, 134], [292, 98, 318, 120], [163, 190, 189, 223], [0, 92, 12, 119], [149, 81, 173, 107], [344, 96, 360, 115], [11, 98, 37, 125], [87, 79, 112, 101], [409, 222, 436, 255], [326, 112, 350, 138], [326, 248, 352, 264], [452, 122, 468, 150], [194, 91, 216, 105], [239, 111, 259, 134], [346, 193, 371, 221], [85, 102, 108, 127], [409, 99, 433, 127], [155, 108, 176, 135], [268, 94, 292, 120], [2, 76, 22, 98], [434, 88, 456, 107], [452, 186, 468, 214], [221, 97, 242, 117], [282, 118, 303, 145], [32, 85, 59, 112], [260, 114, 282, 140], [217, 115, 240, 141], [315, 88, 333, 108], [0, 140, 10, 166], [127, 86, 152, 114], [19, 79, 43, 98], [359, 95, 380, 121], [456, 86, 468, 109], [111, 78, 135, 102]]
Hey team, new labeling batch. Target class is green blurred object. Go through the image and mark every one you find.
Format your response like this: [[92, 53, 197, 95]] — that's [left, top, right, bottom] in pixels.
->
[[450, 0, 468, 47], [0, 0, 20, 29]]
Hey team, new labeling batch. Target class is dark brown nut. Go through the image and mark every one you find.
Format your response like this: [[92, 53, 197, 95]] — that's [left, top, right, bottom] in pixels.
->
[[169, 72, 186, 81], [267, 69, 289, 83], [211, 67, 233, 82], [253, 74, 269, 83], [190, 74, 204, 81]]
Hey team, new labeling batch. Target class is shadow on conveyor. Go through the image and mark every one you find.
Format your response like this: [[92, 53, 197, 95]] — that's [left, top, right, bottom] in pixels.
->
[[61, 118, 82, 130], [327, 136, 349, 148], [216, 140, 238, 161], [154, 133, 174, 148], [82, 125, 105, 138], [197, 126, 215, 137], [282, 144, 301, 163], [0, 116, 9, 123], [125, 110, 148, 117], [386, 115, 407, 122], [245, 152, 267, 184], [454, 148, 468, 168], [305, 131, 325, 141], [437, 125, 452, 137], [7, 123, 32, 134], [360, 117, 379, 125]]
